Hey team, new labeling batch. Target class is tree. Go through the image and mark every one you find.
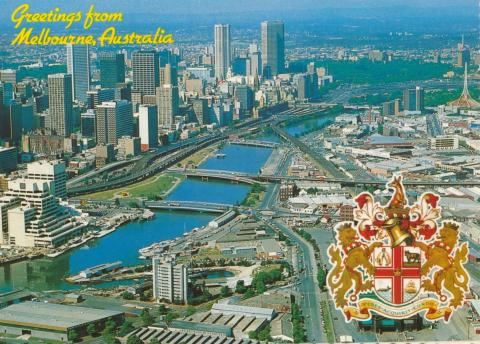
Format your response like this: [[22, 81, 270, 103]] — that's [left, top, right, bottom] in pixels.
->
[[118, 321, 134, 337], [235, 280, 247, 294], [126, 335, 143, 344], [220, 286, 230, 298], [68, 329, 79, 342], [255, 279, 266, 294], [122, 291, 134, 300], [141, 308, 155, 326], [157, 304, 168, 316], [317, 269, 326, 289], [150, 339, 160, 344], [86, 323, 97, 337], [186, 305, 196, 317], [258, 325, 271, 341]]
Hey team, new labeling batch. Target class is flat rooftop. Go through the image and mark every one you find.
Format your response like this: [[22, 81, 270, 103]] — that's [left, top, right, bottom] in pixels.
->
[[0, 301, 123, 331]]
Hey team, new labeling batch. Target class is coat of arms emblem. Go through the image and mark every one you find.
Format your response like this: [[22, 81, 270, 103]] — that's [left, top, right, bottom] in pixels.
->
[[327, 176, 470, 322]]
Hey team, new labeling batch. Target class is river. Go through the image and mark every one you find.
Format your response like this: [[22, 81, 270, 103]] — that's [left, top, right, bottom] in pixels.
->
[[0, 114, 333, 292], [0, 144, 272, 292]]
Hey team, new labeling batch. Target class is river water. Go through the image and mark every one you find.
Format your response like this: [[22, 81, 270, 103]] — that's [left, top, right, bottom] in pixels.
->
[[0, 114, 334, 292], [0, 144, 272, 292]]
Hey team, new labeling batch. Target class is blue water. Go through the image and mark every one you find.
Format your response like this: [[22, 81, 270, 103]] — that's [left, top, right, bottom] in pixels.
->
[[0, 143, 273, 292], [253, 133, 282, 143], [284, 115, 335, 137], [200, 144, 272, 174], [167, 179, 250, 205]]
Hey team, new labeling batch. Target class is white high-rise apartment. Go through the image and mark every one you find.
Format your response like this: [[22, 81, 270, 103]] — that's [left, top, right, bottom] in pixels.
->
[[152, 256, 188, 304], [214, 24, 231, 80], [156, 85, 179, 130]]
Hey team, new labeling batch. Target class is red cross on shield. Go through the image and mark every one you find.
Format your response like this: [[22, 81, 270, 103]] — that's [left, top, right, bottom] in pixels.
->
[[373, 246, 421, 305]]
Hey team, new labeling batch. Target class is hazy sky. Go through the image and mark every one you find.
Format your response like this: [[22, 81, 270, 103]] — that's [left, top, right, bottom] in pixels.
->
[[0, 0, 477, 13]]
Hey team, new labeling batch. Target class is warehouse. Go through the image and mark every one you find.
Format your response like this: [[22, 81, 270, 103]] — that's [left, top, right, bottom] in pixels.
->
[[0, 301, 124, 342]]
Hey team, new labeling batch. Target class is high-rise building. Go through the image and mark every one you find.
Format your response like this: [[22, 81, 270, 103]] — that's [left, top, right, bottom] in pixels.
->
[[99, 52, 125, 88], [66, 44, 90, 103], [261, 20, 285, 77], [152, 256, 188, 304], [138, 105, 158, 151], [0, 69, 17, 86], [0, 197, 20, 244], [81, 110, 96, 138], [159, 64, 178, 86], [47, 74, 73, 136], [132, 51, 160, 96], [214, 24, 231, 80], [1, 101, 22, 144], [95, 100, 133, 145], [296, 73, 318, 100], [86, 89, 115, 110], [5, 178, 86, 247], [0, 147, 17, 173], [247, 51, 262, 77], [403, 87, 424, 113], [156, 85, 179, 130], [117, 136, 141, 158], [26, 160, 67, 200], [382, 101, 395, 116], [234, 85, 254, 117], [191, 98, 209, 125]]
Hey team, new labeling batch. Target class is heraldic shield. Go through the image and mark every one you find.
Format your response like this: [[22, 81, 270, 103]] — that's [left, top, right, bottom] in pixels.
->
[[326, 175, 470, 322]]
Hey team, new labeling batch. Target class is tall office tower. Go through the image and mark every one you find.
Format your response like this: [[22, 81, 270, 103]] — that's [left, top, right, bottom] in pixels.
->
[[138, 104, 158, 151], [86, 89, 115, 110], [248, 51, 262, 77], [99, 52, 125, 88], [159, 64, 178, 86], [403, 87, 424, 112], [47, 74, 73, 136], [95, 100, 133, 145], [66, 44, 90, 103], [192, 98, 209, 125], [0, 69, 18, 86], [1, 101, 22, 144], [5, 178, 86, 247], [261, 20, 285, 77], [26, 160, 67, 200], [234, 85, 254, 117], [214, 24, 231, 80], [152, 256, 188, 304], [132, 51, 160, 96], [296, 73, 317, 100], [156, 85, 179, 130], [1, 82, 14, 105], [382, 101, 395, 116]]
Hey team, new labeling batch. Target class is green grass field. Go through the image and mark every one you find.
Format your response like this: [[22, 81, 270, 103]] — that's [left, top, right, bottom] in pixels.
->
[[78, 173, 184, 200]]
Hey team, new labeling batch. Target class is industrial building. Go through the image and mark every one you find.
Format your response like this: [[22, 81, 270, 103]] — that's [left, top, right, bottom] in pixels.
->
[[0, 301, 124, 342]]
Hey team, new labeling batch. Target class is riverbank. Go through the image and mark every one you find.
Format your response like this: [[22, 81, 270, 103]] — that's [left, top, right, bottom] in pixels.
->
[[76, 173, 184, 201]]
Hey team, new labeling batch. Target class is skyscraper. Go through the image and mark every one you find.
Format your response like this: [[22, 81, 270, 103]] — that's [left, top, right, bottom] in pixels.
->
[[159, 63, 178, 86], [156, 85, 179, 130], [403, 87, 424, 113], [132, 51, 160, 96], [66, 44, 90, 103], [99, 52, 125, 89], [95, 100, 133, 145], [214, 24, 231, 80], [47, 74, 73, 136], [26, 160, 67, 200], [261, 20, 285, 77], [138, 104, 158, 151]]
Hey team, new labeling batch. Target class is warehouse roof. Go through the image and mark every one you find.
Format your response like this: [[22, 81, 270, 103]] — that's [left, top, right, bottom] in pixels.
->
[[211, 303, 275, 320], [0, 301, 123, 331], [168, 320, 233, 337]]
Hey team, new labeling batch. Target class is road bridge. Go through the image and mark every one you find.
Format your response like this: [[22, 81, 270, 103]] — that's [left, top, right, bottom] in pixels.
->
[[144, 201, 231, 213]]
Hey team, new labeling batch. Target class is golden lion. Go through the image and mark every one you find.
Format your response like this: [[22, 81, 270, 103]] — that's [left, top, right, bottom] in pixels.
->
[[327, 223, 380, 308], [414, 222, 469, 308]]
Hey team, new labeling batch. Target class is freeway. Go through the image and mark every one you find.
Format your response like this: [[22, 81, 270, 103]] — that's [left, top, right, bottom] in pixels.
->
[[144, 200, 231, 213], [67, 135, 223, 196]]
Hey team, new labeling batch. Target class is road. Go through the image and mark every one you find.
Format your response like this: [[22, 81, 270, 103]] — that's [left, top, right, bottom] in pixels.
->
[[272, 219, 327, 343]]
